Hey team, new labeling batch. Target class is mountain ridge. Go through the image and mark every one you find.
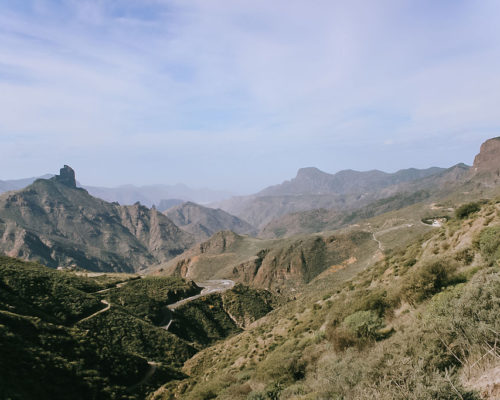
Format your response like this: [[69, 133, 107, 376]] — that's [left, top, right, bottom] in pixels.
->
[[258, 166, 446, 196], [0, 167, 195, 272]]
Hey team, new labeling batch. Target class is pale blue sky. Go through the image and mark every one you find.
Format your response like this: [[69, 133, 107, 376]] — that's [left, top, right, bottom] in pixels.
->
[[1, 0, 499, 193]]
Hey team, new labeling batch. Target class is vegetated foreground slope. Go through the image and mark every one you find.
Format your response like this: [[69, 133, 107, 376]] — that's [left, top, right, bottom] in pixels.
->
[[0, 166, 194, 272], [0, 256, 201, 399], [151, 198, 500, 400], [165, 201, 257, 242], [168, 284, 276, 348], [156, 229, 378, 292], [0, 255, 278, 399]]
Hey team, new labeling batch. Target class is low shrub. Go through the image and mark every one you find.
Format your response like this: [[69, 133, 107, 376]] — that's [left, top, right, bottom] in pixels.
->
[[455, 202, 481, 219], [256, 348, 305, 384], [454, 248, 475, 265], [343, 310, 384, 340], [401, 259, 460, 304], [326, 327, 357, 352], [477, 225, 500, 265]]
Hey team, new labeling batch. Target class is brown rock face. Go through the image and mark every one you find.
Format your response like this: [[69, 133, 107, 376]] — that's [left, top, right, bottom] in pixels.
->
[[0, 175, 195, 272], [473, 137, 500, 174], [53, 165, 76, 188]]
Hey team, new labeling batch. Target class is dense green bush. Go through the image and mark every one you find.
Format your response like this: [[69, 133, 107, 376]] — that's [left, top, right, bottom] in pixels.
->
[[0, 255, 194, 399], [477, 225, 500, 265], [256, 346, 305, 384], [343, 310, 384, 340], [401, 259, 461, 304], [352, 289, 392, 317], [455, 202, 481, 219]]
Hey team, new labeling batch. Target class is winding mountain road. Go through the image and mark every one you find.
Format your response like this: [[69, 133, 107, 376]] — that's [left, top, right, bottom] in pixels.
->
[[167, 279, 235, 310], [161, 279, 235, 330], [77, 300, 110, 323]]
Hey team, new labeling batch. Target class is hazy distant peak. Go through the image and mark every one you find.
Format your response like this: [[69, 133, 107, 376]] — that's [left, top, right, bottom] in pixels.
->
[[257, 165, 446, 198], [296, 167, 327, 177], [165, 201, 257, 242]]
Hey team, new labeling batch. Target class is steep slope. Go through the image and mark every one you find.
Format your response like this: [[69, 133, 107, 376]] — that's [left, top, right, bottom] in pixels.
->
[[472, 136, 500, 174], [157, 229, 377, 291], [153, 197, 500, 400], [0, 256, 198, 399], [168, 284, 275, 347], [165, 201, 257, 242], [0, 255, 278, 399], [470, 137, 500, 189], [0, 166, 194, 272]]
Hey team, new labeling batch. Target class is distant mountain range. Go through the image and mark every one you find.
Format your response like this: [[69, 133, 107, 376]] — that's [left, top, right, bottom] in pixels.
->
[[0, 174, 53, 193], [84, 184, 233, 208], [212, 164, 470, 228], [2, 138, 500, 400], [258, 166, 446, 196], [2, 137, 500, 275], [0, 176, 233, 207]]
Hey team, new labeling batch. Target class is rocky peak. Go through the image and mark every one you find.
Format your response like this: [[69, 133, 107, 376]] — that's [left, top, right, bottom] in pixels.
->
[[473, 137, 500, 174], [53, 165, 76, 188], [295, 167, 328, 180]]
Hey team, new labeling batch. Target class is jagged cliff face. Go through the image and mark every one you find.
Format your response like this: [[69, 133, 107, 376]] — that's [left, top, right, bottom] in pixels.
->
[[231, 231, 373, 290], [0, 168, 194, 272], [472, 137, 500, 175], [165, 230, 375, 290]]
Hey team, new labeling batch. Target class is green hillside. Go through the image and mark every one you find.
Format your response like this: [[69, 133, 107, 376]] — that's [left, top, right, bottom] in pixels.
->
[[151, 199, 500, 400], [0, 257, 199, 399]]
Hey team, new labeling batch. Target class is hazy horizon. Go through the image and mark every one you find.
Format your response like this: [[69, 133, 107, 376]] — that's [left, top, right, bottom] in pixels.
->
[[1, 1, 499, 193]]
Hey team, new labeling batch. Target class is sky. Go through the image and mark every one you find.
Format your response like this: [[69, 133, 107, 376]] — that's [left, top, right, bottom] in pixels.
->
[[1, 0, 500, 194]]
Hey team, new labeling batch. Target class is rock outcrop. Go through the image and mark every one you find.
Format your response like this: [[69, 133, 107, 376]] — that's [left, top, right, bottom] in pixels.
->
[[472, 137, 500, 175], [0, 167, 194, 272], [52, 165, 76, 188], [165, 230, 375, 290]]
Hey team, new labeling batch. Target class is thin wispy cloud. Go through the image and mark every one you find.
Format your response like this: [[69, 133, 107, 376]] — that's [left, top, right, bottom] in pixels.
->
[[1, 0, 500, 192]]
